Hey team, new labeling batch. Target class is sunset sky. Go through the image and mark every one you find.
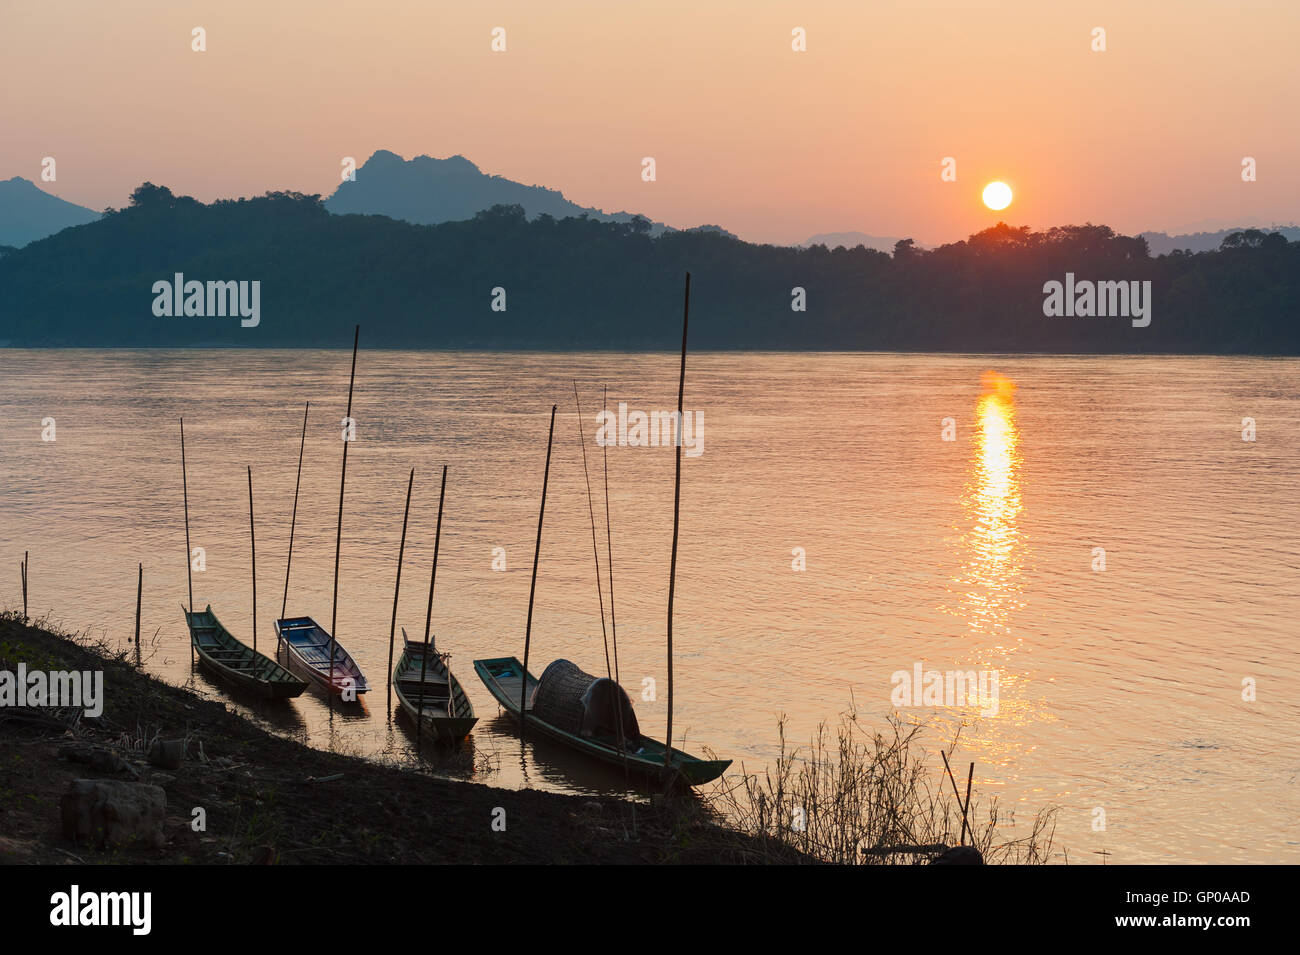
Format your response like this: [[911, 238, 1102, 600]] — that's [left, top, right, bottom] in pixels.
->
[[2, 0, 1297, 245]]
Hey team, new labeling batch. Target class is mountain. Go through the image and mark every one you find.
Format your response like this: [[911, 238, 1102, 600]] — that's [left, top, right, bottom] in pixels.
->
[[325, 149, 672, 232], [1140, 226, 1300, 255], [1, 187, 1296, 354], [0, 177, 101, 248], [803, 231, 909, 253]]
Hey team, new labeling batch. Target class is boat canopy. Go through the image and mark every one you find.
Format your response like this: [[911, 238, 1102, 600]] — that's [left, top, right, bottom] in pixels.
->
[[532, 659, 640, 747]]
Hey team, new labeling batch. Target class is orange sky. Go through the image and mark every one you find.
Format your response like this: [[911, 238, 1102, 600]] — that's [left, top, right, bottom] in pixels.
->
[[2, 0, 1297, 245]]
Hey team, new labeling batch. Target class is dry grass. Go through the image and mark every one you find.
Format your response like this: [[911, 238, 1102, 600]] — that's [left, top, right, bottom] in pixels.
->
[[708, 708, 1059, 865]]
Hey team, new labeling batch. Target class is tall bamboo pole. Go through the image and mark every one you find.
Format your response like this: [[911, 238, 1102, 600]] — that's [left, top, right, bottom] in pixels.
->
[[603, 385, 619, 686], [328, 325, 360, 710], [247, 466, 257, 654], [134, 563, 143, 666], [180, 419, 194, 665], [416, 465, 448, 743], [664, 272, 690, 770], [387, 468, 416, 716], [520, 405, 558, 739], [280, 401, 310, 624], [573, 380, 612, 679]]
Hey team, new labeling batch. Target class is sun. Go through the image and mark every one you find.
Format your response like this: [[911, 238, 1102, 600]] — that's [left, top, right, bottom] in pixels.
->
[[982, 181, 1013, 211]]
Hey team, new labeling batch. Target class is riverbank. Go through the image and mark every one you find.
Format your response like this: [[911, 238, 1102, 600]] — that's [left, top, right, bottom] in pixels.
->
[[0, 613, 799, 864]]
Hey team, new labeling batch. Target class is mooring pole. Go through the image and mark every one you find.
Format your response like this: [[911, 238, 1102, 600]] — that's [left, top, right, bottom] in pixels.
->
[[180, 419, 194, 666], [520, 405, 558, 740], [573, 380, 612, 679], [280, 401, 310, 625], [664, 272, 690, 770], [416, 465, 449, 743], [329, 325, 360, 711], [603, 385, 619, 686], [387, 468, 416, 717], [135, 562, 143, 667], [247, 466, 258, 654]]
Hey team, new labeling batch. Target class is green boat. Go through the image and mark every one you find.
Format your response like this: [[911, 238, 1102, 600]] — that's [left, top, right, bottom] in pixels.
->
[[393, 629, 477, 743], [473, 656, 731, 786], [183, 605, 308, 699]]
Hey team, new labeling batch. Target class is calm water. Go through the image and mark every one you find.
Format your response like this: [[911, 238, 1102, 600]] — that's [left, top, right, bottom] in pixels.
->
[[1, 348, 1297, 864]]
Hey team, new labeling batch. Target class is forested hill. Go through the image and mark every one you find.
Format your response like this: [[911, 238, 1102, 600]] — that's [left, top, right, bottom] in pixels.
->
[[1, 184, 1297, 353]]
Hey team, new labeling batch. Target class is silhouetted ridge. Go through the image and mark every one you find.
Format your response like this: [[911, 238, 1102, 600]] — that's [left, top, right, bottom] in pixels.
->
[[0, 190, 1296, 354]]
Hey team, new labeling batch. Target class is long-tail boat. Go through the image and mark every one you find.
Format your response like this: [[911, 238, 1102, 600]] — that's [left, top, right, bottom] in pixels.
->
[[184, 605, 306, 698], [393, 628, 476, 743], [473, 656, 728, 784], [275, 616, 369, 697], [474, 276, 730, 788]]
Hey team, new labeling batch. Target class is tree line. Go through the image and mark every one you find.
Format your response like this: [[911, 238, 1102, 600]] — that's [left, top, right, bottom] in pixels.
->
[[1, 184, 1295, 353]]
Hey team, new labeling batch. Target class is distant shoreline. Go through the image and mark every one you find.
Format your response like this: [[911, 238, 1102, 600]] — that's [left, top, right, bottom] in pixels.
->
[[3, 344, 1298, 359]]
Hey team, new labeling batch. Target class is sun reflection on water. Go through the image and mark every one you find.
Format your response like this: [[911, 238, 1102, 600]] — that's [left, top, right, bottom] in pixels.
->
[[960, 370, 1025, 644], [934, 372, 1046, 764]]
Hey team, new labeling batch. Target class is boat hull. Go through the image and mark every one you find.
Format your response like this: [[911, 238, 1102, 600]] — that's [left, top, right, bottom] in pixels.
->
[[184, 606, 307, 699], [393, 632, 477, 743], [275, 616, 370, 697], [473, 656, 730, 786]]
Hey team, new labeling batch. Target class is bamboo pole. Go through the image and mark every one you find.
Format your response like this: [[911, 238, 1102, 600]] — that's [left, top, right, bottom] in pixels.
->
[[664, 272, 690, 770], [135, 563, 143, 667], [603, 385, 619, 686], [962, 762, 975, 846], [180, 419, 194, 665], [328, 325, 360, 711], [599, 386, 630, 778], [20, 552, 27, 624], [572, 380, 612, 679], [280, 401, 310, 624], [247, 466, 257, 655], [387, 468, 416, 717], [520, 405, 558, 739], [416, 465, 449, 743], [940, 750, 974, 846]]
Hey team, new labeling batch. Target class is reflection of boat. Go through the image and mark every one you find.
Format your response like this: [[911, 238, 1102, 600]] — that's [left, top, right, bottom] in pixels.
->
[[473, 657, 730, 786], [393, 628, 476, 743], [275, 616, 369, 697], [183, 605, 306, 699]]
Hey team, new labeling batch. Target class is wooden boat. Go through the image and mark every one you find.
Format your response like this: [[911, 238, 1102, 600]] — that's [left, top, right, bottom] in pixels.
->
[[393, 628, 477, 743], [275, 616, 370, 697], [473, 656, 730, 786], [182, 605, 307, 699]]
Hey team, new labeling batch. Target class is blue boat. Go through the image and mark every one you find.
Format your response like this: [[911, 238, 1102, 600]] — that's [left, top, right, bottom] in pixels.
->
[[274, 616, 370, 697]]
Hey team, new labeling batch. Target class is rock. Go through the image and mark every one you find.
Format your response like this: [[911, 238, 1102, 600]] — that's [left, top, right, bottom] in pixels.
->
[[148, 739, 184, 770], [58, 744, 135, 776], [60, 779, 166, 849], [929, 845, 984, 865]]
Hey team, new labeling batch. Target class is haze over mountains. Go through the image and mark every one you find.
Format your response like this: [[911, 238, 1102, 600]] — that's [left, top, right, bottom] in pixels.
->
[[3, 152, 1296, 255], [1139, 226, 1300, 255], [0, 176, 100, 248]]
